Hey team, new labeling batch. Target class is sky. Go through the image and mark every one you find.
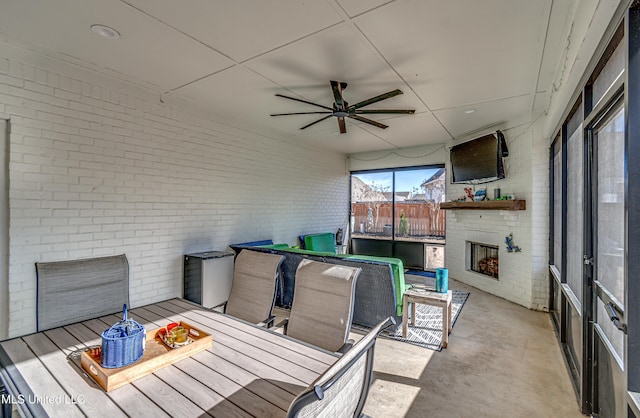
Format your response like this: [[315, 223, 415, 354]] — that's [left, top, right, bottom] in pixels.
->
[[353, 168, 440, 192]]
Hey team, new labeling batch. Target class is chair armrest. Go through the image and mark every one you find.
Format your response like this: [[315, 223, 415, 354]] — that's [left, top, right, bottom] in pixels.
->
[[337, 339, 354, 354], [257, 315, 276, 329], [278, 318, 289, 333], [214, 301, 275, 329], [211, 300, 227, 313]]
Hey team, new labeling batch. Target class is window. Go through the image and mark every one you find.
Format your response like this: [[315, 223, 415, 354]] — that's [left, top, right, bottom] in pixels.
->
[[551, 136, 562, 274], [566, 102, 584, 302], [351, 171, 394, 239]]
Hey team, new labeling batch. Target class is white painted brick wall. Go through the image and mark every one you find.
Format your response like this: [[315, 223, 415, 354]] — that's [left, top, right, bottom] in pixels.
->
[[529, 118, 550, 311], [1, 47, 349, 337], [445, 120, 549, 310]]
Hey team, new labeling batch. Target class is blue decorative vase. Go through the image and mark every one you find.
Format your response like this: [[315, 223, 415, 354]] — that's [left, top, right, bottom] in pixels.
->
[[436, 268, 449, 293]]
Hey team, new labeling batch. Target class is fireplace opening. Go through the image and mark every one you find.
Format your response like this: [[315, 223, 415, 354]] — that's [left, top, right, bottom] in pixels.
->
[[469, 242, 499, 279]]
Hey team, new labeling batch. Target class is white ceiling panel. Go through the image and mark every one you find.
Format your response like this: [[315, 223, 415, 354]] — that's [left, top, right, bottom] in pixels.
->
[[245, 23, 427, 113], [335, 0, 396, 18], [125, 0, 344, 62], [358, 112, 452, 149], [433, 95, 533, 138], [0, 0, 589, 154], [533, 91, 551, 117], [354, 0, 550, 110], [291, 125, 398, 154], [278, 111, 449, 153], [535, 0, 577, 92], [0, 0, 234, 90], [169, 66, 293, 133]]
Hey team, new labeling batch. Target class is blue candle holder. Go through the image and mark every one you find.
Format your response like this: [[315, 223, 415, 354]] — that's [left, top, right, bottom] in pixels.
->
[[436, 268, 449, 293]]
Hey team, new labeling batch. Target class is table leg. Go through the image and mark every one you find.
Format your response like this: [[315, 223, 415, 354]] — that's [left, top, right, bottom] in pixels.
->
[[411, 301, 416, 327], [442, 301, 449, 349], [448, 298, 453, 334], [402, 295, 408, 338]]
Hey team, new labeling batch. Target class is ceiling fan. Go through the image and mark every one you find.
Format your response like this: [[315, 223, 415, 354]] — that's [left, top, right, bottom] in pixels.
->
[[271, 80, 415, 134]]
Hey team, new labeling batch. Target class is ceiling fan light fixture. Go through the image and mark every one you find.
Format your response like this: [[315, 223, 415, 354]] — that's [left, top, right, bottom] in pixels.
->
[[90, 24, 120, 40]]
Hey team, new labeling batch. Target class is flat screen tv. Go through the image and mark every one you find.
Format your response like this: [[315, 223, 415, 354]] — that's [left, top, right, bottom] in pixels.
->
[[450, 130, 508, 184]]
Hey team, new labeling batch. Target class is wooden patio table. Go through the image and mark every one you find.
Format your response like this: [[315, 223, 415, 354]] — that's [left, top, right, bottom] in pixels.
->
[[0, 298, 338, 417], [402, 288, 453, 348]]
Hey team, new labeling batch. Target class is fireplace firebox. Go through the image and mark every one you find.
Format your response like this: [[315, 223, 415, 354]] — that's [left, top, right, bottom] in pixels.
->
[[468, 242, 499, 279]]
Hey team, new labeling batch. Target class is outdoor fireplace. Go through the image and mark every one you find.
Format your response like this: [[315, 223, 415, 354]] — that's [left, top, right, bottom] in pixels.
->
[[468, 242, 499, 279]]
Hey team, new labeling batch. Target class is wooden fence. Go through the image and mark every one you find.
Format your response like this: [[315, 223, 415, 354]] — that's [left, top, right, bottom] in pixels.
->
[[351, 201, 446, 237]]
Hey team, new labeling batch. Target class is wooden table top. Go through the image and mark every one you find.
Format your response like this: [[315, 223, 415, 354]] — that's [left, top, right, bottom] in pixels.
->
[[404, 286, 452, 301], [0, 298, 338, 418]]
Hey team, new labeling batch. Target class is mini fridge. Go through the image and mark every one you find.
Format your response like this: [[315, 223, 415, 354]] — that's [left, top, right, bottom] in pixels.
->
[[183, 250, 234, 308]]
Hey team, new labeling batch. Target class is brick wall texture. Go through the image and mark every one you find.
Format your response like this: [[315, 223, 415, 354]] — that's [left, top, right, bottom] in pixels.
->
[[0, 48, 349, 337]]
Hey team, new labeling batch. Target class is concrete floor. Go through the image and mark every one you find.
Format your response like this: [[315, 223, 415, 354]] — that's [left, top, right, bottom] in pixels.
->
[[361, 277, 585, 418]]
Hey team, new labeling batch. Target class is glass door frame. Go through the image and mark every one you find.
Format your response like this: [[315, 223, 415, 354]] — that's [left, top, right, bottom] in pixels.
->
[[626, 3, 640, 413], [584, 90, 626, 416], [549, 110, 585, 406]]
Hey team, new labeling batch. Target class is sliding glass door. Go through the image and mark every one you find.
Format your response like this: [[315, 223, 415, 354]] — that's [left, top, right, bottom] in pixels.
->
[[588, 99, 626, 417], [350, 166, 445, 270]]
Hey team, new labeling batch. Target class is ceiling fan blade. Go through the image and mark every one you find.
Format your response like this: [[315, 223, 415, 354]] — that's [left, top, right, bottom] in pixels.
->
[[349, 115, 389, 129], [331, 80, 346, 110], [275, 93, 334, 111], [348, 89, 403, 110], [271, 111, 332, 116], [300, 114, 333, 130], [354, 109, 415, 114], [338, 117, 346, 134]]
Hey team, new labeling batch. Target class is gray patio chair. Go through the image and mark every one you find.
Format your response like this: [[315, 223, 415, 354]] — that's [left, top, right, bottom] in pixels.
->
[[1, 376, 11, 418], [35, 254, 129, 331], [285, 259, 361, 352], [222, 249, 284, 327], [287, 317, 395, 418]]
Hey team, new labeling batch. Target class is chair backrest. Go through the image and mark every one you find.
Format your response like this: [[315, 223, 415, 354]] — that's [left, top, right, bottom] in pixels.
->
[[225, 249, 284, 324], [303, 233, 336, 253], [286, 259, 361, 352], [36, 254, 129, 331], [287, 317, 394, 418]]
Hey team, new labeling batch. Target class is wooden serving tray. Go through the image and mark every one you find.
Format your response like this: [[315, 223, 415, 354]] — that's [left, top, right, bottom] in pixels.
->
[[81, 321, 213, 391]]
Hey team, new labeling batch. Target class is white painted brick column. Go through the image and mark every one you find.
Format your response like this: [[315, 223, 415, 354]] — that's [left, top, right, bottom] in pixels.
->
[[445, 123, 542, 309]]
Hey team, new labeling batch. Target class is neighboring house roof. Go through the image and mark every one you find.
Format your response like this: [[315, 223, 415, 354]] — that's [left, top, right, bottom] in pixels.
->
[[383, 192, 410, 201], [421, 168, 446, 187], [406, 193, 428, 201], [351, 176, 388, 202]]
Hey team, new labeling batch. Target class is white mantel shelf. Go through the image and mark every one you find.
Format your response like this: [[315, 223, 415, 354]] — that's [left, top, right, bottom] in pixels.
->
[[440, 200, 526, 211]]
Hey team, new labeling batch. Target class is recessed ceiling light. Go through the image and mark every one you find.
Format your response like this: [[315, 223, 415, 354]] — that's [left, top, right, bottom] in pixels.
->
[[464, 108, 477, 114], [90, 24, 120, 40]]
